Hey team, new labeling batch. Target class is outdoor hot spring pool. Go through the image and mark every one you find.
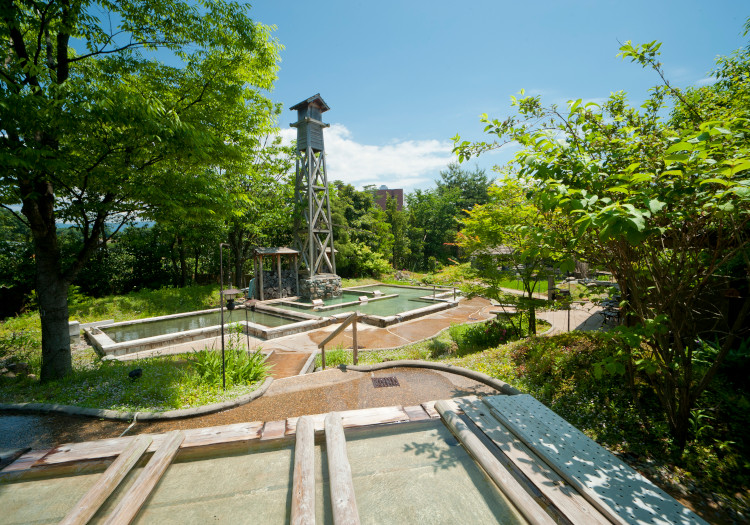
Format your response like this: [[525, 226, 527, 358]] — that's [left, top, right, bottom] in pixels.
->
[[271, 284, 456, 318], [100, 309, 297, 343]]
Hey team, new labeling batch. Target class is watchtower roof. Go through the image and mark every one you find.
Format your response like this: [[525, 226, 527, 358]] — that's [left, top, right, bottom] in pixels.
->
[[290, 93, 329, 113]]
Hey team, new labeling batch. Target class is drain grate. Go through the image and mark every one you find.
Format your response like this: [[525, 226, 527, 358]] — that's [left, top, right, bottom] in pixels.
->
[[372, 376, 400, 388]]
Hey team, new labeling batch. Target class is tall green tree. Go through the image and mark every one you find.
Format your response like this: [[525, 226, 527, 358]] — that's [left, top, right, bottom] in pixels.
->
[[436, 162, 492, 216], [384, 194, 410, 269], [406, 187, 460, 270], [227, 133, 296, 288], [454, 34, 750, 449], [458, 180, 563, 335], [0, 1, 280, 380]]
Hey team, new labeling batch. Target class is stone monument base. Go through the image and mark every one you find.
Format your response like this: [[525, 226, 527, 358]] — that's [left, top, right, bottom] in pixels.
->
[[300, 273, 342, 301]]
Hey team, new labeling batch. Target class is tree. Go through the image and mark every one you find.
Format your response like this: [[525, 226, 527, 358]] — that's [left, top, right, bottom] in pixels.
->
[[384, 194, 410, 269], [406, 187, 460, 270], [1, 1, 280, 380], [458, 180, 563, 335], [329, 182, 393, 277], [454, 34, 750, 450], [226, 133, 296, 288], [436, 162, 492, 216]]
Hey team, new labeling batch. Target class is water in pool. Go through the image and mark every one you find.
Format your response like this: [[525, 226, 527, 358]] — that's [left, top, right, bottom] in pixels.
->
[[101, 309, 295, 343], [279, 285, 452, 317]]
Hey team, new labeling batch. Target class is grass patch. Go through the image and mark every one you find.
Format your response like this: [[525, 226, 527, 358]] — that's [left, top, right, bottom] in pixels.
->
[[0, 330, 270, 413], [0, 351, 268, 412], [0, 286, 273, 412], [0, 284, 221, 376]]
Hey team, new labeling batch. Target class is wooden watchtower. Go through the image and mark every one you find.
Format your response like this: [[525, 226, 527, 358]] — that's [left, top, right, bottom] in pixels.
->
[[290, 94, 336, 277]]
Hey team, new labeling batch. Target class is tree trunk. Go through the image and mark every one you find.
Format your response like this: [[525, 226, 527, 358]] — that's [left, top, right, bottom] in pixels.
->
[[21, 178, 72, 381], [528, 303, 537, 335], [193, 247, 200, 284], [234, 245, 244, 288], [177, 235, 187, 287], [37, 261, 72, 381]]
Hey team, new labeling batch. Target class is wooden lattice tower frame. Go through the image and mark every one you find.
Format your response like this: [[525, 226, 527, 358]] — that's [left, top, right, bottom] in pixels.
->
[[290, 94, 336, 277]]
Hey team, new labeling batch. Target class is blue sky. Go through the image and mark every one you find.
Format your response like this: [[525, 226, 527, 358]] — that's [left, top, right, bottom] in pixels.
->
[[249, 1, 748, 191]]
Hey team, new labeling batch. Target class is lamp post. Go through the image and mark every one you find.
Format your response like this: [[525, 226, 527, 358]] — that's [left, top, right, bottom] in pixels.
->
[[219, 243, 229, 390], [218, 243, 241, 391]]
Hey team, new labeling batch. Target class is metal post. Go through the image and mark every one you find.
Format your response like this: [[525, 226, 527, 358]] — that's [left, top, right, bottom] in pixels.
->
[[277, 254, 282, 298], [219, 243, 230, 391], [321, 345, 326, 370], [567, 277, 571, 332], [259, 255, 264, 301], [352, 311, 358, 365]]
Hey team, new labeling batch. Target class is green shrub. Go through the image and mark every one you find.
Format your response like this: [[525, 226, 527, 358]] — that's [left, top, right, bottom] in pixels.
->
[[188, 348, 270, 387], [449, 320, 514, 355]]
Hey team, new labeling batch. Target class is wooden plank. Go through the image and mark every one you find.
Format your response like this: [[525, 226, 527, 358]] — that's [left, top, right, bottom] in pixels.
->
[[434, 400, 555, 525], [60, 435, 153, 525], [286, 405, 409, 434], [485, 395, 708, 525], [0, 448, 50, 474], [26, 422, 262, 470], [458, 398, 611, 525], [291, 416, 316, 525], [0, 448, 30, 471], [421, 401, 440, 419], [324, 412, 360, 525], [261, 420, 287, 441], [403, 405, 430, 422], [102, 430, 184, 525]]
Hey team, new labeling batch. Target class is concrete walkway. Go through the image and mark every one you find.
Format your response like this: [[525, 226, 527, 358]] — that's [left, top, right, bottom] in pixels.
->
[[113, 296, 500, 362], [537, 303, 607, 335]]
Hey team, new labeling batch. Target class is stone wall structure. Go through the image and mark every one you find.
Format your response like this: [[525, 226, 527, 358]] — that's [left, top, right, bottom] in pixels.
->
[[300, 273, 342, 301], [261, 269, 297, 300]]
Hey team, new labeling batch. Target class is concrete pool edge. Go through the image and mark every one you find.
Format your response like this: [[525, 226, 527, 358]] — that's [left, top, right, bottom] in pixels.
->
[[85, 315, 331, 357], [83, 284, 459, 358]]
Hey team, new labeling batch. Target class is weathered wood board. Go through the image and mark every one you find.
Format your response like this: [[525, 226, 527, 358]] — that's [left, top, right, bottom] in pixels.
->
[[457, 398, 611, 525], [484, 394, 708, 525]]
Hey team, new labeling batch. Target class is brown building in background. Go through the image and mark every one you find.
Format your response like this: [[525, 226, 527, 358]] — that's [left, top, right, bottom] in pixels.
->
[[374, 187, 404, 211]]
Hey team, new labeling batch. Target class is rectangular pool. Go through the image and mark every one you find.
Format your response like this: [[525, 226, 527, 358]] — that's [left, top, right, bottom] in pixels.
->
[[275, 284, 455, 318], [101, 309, 296, 343]]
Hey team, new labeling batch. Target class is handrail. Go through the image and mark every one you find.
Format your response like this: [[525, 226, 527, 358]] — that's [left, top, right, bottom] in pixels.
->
[[318, 311, 360, 369], [318, 311, 358, 348]]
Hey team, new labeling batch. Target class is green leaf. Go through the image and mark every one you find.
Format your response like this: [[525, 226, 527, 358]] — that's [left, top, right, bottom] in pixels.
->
[[665, 153, 690, 163], [648, 199, 666, 214], [699, 178, 734, 187], [607, 185, 631, 195]]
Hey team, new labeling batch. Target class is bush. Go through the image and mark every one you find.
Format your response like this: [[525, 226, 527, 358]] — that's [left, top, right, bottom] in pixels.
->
[[188, 324, 270, 387], [188, 348, 269, 387], [449, 320, 514, 356]]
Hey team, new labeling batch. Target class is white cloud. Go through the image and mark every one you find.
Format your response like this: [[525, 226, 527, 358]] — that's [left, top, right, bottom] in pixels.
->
[[695, 76, 718, 87], [278, 124, 454, 190]]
